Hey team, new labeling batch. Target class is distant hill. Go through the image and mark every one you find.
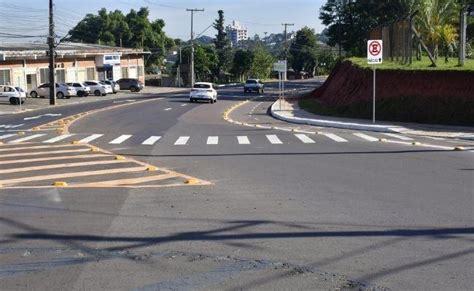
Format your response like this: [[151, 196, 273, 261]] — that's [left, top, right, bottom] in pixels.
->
[[195, 35, 215, 45]]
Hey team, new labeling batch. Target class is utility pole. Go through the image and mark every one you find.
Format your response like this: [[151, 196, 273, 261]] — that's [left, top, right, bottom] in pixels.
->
[[282, 23, 294, 81], [48, 0, 56, 105], [459, 0, 468, 66], [186, 8, 204, 87]]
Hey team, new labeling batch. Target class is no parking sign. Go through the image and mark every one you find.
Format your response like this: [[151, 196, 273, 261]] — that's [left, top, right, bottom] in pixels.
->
[[367, 40, 383, 64]]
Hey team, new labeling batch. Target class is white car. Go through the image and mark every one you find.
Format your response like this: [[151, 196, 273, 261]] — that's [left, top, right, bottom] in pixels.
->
[[190, 82, 217, 103], [66, 82, 91, 97], [0, 85, 27, 105], [99, 81, 115, 94], [84, 81, 111, 96], [30, 83, 75, 99]]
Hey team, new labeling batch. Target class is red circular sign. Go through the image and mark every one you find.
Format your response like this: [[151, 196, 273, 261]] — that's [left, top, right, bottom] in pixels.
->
[[369, 41, 381, 56]]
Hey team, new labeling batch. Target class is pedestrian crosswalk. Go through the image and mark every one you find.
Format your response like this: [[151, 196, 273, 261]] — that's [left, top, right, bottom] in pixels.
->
[[0, 124, 24, 129], [0, 131, 454, 149]]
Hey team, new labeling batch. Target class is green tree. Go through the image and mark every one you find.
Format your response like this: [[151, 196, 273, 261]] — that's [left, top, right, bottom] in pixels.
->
[[231, 49, 254, 81], [249, 45, 274, 79], [213, 10, 232, 81], [289, 27, 318, 73], [68, 7, 174, 68], [320, 0, 413, 56]]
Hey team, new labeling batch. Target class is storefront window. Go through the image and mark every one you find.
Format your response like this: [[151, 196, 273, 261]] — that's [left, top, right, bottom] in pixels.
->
[[0, 69, 11, 85]]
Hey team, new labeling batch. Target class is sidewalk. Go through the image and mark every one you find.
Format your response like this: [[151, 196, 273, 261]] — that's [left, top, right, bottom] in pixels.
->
[[271, 99, 474, 140], [0, 87, 187, 115]]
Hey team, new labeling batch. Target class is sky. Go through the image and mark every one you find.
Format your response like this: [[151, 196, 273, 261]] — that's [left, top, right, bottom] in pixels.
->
[[0, 0, 327, 42]]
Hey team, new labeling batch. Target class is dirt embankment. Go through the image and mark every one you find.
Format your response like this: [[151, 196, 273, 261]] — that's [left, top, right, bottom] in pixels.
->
[[306, 61, 474, 126]]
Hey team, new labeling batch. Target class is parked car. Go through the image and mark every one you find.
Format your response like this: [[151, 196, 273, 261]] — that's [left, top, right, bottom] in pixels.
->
[[83, 80, 111, 96], [116, 78, 144, 92], [100, 80, 119, 94], [189, 82, 217, 104], [244, 79, 265, 93], [30, 83, 75, 99], [0, 85, 27, 105], [66, 82, 90, 97]]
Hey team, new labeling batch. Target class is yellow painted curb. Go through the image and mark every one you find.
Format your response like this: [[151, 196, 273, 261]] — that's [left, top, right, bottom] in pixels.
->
[[32, 127, 40, 131], [53, 181, 68, 187], [17, 131, 25, 135], [71, 141, 80, 145], [90, 147, 99, 152], [147, 166, 158, 172], [184, 179, 201, 185], [115, 155, 126, 160], [412, 142, 421, 146]]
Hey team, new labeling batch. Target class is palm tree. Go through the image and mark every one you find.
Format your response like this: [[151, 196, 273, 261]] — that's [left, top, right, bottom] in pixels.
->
[[438, 24, 458, 62], [415, 0, 459, 60]]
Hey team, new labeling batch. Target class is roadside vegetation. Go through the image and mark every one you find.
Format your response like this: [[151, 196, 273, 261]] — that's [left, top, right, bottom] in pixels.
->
[[349, 57, 474, 71]]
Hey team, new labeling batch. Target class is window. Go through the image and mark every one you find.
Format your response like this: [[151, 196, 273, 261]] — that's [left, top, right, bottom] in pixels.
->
[[39, 68, 49, 84], [0, 69, 11, 85], [121, 67, 129, 78], [56, 69, 65, 83], [86, 67, 96, 80], [193, 83, 211, 89]]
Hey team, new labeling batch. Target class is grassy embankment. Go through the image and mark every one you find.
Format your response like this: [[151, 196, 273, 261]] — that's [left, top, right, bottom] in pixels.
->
[[349, 57, 474, 71], [299, 58, 474, 126]]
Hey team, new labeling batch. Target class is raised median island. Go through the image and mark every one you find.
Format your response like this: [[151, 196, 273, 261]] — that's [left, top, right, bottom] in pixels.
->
[[301, 60, 474, 126]]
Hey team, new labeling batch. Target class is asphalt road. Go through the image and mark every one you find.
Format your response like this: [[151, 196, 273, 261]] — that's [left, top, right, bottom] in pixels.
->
[[0, 80, 473, 290]]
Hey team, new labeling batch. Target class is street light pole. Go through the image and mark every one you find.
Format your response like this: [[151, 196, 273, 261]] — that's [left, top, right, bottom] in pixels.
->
[[186, 8, 204, 87], [48, 0, 56, 105]]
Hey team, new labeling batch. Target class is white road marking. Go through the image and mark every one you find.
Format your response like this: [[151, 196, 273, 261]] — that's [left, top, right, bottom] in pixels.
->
[[181, 104, 188, 107], [295, 134, 316, 144], [0, 124, 25, 129], [353, 133, 379, 142], [424, 136, 446, 141], [0, 134, 16, 140], [207, 136, 219, 145], [237, 136, 250, 145], [320, 133, 348, 142], [266, 135, 283, 144], [23, 113, 62, 121], [175, 136, 190, 145], [43, 134, 75, 144], [78, 134, 104, 144], [9, 134, 46, 144], [164, 108, 172, 111], [109, 135, 132, 145], [382, 133, 413, 141], [142, 136, 162, 145]]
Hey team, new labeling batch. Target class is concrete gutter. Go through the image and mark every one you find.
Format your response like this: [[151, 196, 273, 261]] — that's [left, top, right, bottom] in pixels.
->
[[270, 99, 474, 140], [270, 100, 406, 133]]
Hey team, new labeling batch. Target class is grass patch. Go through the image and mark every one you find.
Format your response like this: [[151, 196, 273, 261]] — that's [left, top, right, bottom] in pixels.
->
[[349, 57, 474, 71]]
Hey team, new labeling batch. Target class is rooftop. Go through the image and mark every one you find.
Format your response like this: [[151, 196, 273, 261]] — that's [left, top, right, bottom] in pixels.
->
[[0, 42, 147, 60]]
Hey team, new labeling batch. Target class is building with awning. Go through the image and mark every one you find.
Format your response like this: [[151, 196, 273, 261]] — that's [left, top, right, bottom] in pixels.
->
[[0, 42, 149, 91]]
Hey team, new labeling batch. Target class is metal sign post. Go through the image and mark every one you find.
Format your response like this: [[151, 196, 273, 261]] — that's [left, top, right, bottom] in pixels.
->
[[273, 60, 287, 111], [367, 40, 383, 124]]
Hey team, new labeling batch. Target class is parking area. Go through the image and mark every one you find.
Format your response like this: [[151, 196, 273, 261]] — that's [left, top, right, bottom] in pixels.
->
[[0, 87, 187, 115]]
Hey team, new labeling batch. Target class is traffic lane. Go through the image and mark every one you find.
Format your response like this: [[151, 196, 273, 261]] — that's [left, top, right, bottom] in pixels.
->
[[133, 143, 472, 290], [0, 187, 132, 289], [22, 142, 470, 290], [68, 95, 215, 137], [0, 92, 176, 131]]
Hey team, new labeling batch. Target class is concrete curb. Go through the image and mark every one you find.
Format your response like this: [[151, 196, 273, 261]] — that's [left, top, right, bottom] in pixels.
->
[[270, 101, 406, 133]]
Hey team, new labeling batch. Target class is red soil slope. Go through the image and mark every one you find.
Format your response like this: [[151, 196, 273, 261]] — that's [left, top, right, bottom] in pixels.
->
[[307, 61, 474, 126]]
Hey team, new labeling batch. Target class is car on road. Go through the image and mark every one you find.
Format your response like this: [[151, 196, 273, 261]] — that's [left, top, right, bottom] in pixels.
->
[[189, 82, 218, 103], [116, 78, 144, 92], [0, 85, 27, 105], [100, 80, 120, 94], [83, 81, 111, 96], [66, 82, 91, 97], [30, 83, 75, 99], [244, 79, 264, 93]]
